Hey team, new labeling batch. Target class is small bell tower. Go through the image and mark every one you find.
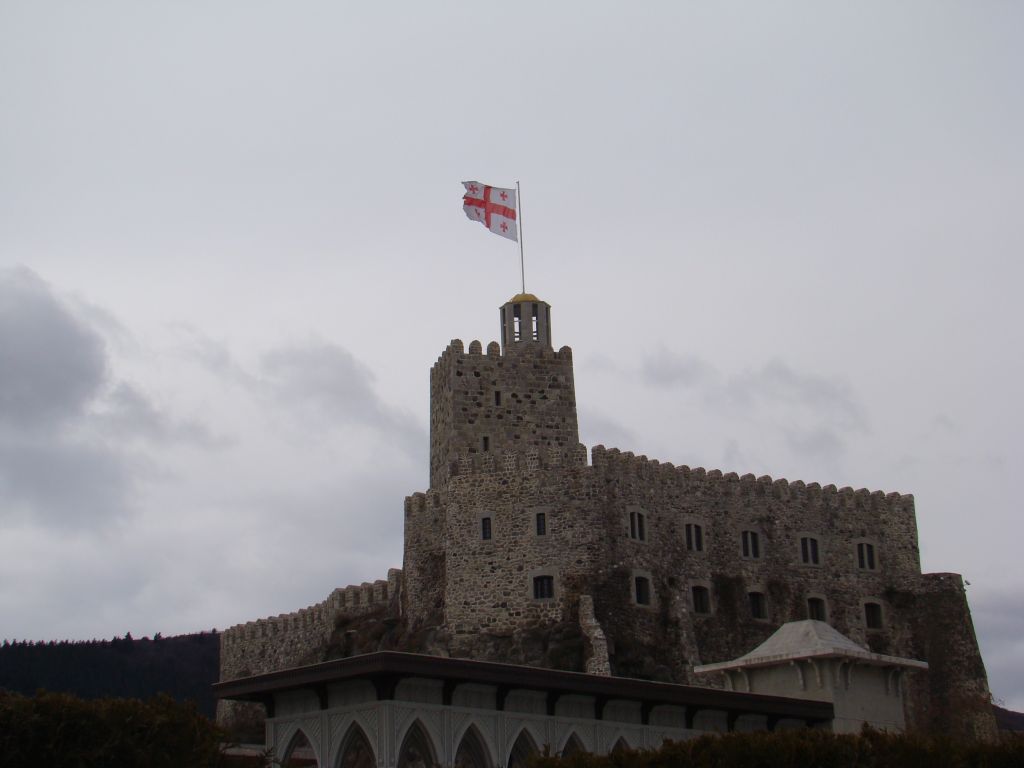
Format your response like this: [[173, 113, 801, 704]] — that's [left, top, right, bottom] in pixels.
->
[[499, 293, 552, 353]]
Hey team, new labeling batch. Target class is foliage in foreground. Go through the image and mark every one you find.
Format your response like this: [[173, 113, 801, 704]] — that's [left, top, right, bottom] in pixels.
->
[[0, 689, 228, 768], [532, 728, 1024, 768]]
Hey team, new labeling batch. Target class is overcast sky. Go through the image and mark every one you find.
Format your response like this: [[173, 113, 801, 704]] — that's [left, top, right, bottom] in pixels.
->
[[1, 1, 1021, 709]]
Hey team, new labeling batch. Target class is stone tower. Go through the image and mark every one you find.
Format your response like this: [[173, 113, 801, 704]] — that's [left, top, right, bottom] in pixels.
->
[[427, 293, 582, 489]]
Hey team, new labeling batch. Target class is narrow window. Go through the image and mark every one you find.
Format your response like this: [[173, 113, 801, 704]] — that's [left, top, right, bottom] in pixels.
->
[[807, 597, 827, 621], [481, 517, 492, 541], [800, 536, 820, 565], [482, 436, 489, 452], [742, 530, 761, 559], [533, 575, 554, 599], [685, 523, 704, 552], [691, 585, 711, 614], [535, 512, 546, 536], [628, 511, 646, 541], [857, 542, 876, 571], [513, 304, 521, 341], [635, 576, 651, 606], [865, 602, 884, 630], [748, 591, 767, 620], [494, 390, 502, 406], [531, 303, 539, 341]]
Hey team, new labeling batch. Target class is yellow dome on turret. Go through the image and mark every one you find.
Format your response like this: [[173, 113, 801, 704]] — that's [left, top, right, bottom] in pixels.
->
[[508, 293, 541, 303]]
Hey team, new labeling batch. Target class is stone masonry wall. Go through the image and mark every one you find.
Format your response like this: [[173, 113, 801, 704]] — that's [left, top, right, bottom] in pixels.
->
[[902, 573, 998, 739], [219, 570, 400, 683], [405, 440, 946, 719], [429, 338, 581, 489]]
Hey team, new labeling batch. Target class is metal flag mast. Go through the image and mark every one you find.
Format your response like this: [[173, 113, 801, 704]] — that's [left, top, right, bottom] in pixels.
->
[[516, 181, 526, 294]]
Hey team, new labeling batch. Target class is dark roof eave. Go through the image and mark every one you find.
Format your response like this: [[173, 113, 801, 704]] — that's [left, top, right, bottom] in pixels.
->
[[213, 651, 833, 721]]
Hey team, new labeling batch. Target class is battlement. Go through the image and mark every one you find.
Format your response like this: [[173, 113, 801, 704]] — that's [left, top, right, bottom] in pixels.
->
[[432, 339, 573, 372], [588, 444, 914, 511], [219, 569, 401, 672]]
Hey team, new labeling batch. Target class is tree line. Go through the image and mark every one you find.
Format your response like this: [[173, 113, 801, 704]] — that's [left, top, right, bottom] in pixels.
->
[[0, 631, 219, 717]]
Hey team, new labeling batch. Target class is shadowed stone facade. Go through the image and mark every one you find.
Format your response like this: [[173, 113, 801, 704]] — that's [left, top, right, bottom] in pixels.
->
[[220, 293, 996, 740]]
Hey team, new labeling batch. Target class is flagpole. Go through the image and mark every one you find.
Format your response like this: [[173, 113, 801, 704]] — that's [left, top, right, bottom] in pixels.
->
[[516, 181, 526, 294]]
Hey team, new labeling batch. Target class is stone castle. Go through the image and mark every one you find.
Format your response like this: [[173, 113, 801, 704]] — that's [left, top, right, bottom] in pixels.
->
[[220, 293, 996, 738]]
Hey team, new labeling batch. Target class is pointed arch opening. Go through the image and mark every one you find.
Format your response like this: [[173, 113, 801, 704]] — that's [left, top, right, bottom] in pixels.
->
[[560, 732, 585, 758], [335, 722, 375, 768], [454, 724, 493, 768], [611, 736, 632, 754], [507, 729, 539, 768], [282, 728, 319, 768], [397, 720, 439, 768]]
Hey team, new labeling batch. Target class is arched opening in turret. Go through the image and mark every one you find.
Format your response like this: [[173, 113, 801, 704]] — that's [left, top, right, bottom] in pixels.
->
[[500, 295, 551, 351]]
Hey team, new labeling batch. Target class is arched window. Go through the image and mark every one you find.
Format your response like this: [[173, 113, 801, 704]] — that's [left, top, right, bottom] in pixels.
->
[[282, 729, 318, 768], [560, 733, 585, 758], [397, 721, 438, 768], [454, 725, 492, 768], [507, 729, 539, 768], [336, 723, 375, 768], [611, 737, 632, 754]]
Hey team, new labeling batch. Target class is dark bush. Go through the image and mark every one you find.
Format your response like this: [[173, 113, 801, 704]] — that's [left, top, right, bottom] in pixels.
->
[[531, 728, 1024, 768], [0, 690, 229, 768]]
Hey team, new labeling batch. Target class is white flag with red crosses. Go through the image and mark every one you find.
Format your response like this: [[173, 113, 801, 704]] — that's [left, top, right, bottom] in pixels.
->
[[462, 181, 518, 241]]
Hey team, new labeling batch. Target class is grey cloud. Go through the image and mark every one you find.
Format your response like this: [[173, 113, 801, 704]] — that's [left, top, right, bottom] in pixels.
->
[[258, 340, 425, 452], [641, 353, 864, 434], [640, 351, 866, 473], [642, 350, 716, 388], [93, 382, 225, 447], [0, 434, 131, 527], [0, 267, 107, 431], [785, 426, 847, 461], [578, 408, 636, 451], [722, 359, 866, 432], [0, 268, 224, 529]]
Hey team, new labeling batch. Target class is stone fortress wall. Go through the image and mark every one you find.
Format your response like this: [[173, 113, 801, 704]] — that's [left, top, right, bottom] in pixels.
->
[[220, 570, 401, 681], [409, 442, 921, 667], [220, 294, 996, 739]]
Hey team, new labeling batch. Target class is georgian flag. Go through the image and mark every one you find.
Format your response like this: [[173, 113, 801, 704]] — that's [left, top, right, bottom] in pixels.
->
[[462, 181, 518, 242]]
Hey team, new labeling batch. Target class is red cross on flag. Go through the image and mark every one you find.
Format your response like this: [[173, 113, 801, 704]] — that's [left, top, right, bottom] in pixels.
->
[[462, 181, 518, 242]]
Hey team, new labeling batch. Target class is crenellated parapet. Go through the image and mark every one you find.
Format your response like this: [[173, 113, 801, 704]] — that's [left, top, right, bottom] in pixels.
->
[[219, 569, 401, 681], [588, 444, 914, 513]]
